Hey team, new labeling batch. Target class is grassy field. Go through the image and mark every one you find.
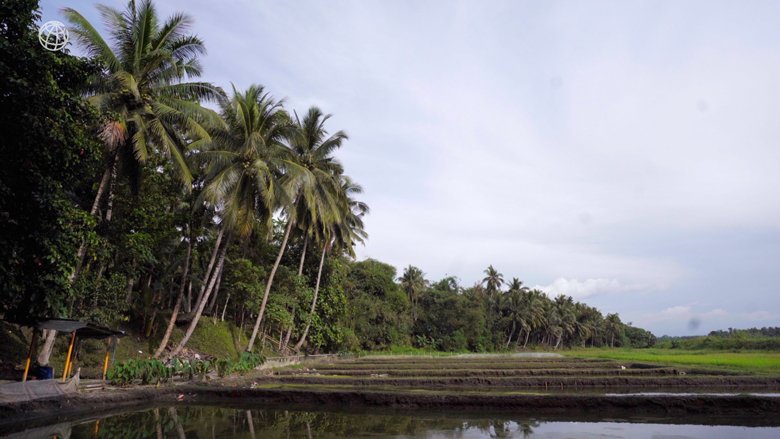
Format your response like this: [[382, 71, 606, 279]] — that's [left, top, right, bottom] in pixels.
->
[[564, 348, 780, 374]]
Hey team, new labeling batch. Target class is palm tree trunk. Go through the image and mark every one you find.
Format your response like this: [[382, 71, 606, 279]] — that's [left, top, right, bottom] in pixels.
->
[[193, 228, 225, 309], [46, 159, 117, 364], [247, 218, 294, 352], [185, 280, 192, 312], [281, 307, 295, 352], [153, 228, 192, 358], [294, 242, 328, 352], [104, 160, 118, 222], [168, 241, 228, 358], [523, 330, 531, 348], [298, 236, 308, 276], [68, 166, 112, 284], [220, 293, 231, 321], [505, 321, 516, 348], [206, 264, 224, 315]]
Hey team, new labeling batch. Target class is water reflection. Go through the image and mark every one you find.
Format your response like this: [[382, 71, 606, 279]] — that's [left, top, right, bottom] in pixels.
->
[[3, 406, 779, 438]]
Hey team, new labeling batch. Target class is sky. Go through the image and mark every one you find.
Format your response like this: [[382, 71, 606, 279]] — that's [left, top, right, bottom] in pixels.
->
[[39, 0, 780, 336]]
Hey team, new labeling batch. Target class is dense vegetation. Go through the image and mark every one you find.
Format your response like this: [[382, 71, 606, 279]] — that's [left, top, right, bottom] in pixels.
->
[[656, 327, 780, 351], [0, 0, 653, 370]]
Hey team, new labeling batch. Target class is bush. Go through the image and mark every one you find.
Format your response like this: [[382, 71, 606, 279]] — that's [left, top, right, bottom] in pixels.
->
[[107, 356, 237, 386], [215, 352, 265, 377]]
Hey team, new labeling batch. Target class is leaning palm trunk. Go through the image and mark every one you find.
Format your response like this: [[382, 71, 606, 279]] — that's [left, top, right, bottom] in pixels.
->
[[168, 243, 227, 358], [246, 218, 294, 352], [193, 228, 225, 309], [220, 293, 231, 321], [153, 229, 193, 358], [298, 236, 308, 276], [42, 160, 117, 366], [294, 242, 328, 351], [505, 321, 516, 348], [69, 165, 112, 285], [281, 307, 295, 352]]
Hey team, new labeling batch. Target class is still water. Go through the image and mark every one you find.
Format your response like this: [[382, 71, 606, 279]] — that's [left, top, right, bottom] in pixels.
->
[[5, 406, 779, 438]]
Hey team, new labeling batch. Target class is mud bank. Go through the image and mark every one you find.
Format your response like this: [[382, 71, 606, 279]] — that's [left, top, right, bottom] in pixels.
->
[[2, 383, 780, 431]]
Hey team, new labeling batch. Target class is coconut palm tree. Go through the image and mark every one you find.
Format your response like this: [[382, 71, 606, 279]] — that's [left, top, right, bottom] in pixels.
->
[[518, 289, 547, 348], [247, 107, 346, 352], [164, 85, 289, 357], [294, 174, 368, 351], [64, 0, 222, 240], [400, 266, 426, 322], [482, 265, 504, 295], [41, 0, 221, 365], [503, 287, 523, 347], [551, 295, 576, 349], [605, 313, 624, 348]]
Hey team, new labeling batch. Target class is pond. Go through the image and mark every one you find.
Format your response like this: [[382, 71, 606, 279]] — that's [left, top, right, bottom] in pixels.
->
[[3, 405, 779, 438]]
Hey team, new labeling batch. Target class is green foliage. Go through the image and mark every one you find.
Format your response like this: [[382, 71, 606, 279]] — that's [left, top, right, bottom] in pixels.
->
[[344, 259, 411, 350], [107, 359, 173, 386], [107, 356, 229, 385], [0, 0, 102, 319], [656, 335, 780, 351], [215, 352, 265, 377]]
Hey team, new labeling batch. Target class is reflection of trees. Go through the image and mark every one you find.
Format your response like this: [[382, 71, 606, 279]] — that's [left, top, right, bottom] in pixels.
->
[[69, 406, 544, 438], [518, 420, 541, 438], [463, 418, 541, 438]]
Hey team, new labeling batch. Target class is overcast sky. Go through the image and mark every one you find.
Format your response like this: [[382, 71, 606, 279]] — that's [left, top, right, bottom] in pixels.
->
[[40, 0, 780, 336]]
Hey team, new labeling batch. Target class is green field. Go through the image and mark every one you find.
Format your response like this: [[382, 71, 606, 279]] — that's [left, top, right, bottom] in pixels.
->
[[564, 348, 780, 374]]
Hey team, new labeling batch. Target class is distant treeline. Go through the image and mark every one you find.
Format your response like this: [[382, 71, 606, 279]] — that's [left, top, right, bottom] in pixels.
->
[[708, 327, 780, 337], [656, 327, 780, 351]]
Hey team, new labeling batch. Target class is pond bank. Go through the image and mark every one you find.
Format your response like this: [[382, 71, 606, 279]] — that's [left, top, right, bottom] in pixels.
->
[[3, 383, 780, 431]]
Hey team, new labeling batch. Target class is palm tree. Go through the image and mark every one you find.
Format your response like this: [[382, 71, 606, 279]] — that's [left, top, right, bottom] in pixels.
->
[[41, 0, 221, 366], [501, 278, 527, 347], [247, 107, 346, 352], [399, 266, 426, 322], [165, 85, 289, 357], [503, 288, 523, 348], [506, 277, 526, 294], [294, 174, 368, 351], [605, 313, 624, 348], [64, 0, 222, 279], [518, 289, 547, 348], [551, 295, 576, 349], [482, 265, 504, 295]]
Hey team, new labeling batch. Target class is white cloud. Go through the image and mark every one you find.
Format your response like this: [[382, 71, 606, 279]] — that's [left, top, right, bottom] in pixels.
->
[[533, 278, 646, 300]]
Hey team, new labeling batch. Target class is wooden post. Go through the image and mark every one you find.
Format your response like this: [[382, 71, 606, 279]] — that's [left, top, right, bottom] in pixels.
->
[[62, 331, 76, 382], [22, 330, 39, 382], [67, 338, 81, 378], [102, 336, 115, 381]]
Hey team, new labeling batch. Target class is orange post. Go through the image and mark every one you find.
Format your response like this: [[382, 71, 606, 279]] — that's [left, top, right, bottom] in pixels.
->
[[62, 331, 76, 382], [22, 330, 39, 382], [101, 337, 113, 381]]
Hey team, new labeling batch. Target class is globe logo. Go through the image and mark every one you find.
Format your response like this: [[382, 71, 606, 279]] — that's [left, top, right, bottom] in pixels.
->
[[38, 21, 69, 52]]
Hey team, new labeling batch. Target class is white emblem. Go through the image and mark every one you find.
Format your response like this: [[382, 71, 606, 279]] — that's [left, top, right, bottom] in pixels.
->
[[38, 21, 69, 52]]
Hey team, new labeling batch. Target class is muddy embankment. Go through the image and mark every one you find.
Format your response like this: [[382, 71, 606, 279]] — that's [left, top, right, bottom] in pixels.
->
[[2, 384, 780, 433], [2, 354, 780, 430]]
